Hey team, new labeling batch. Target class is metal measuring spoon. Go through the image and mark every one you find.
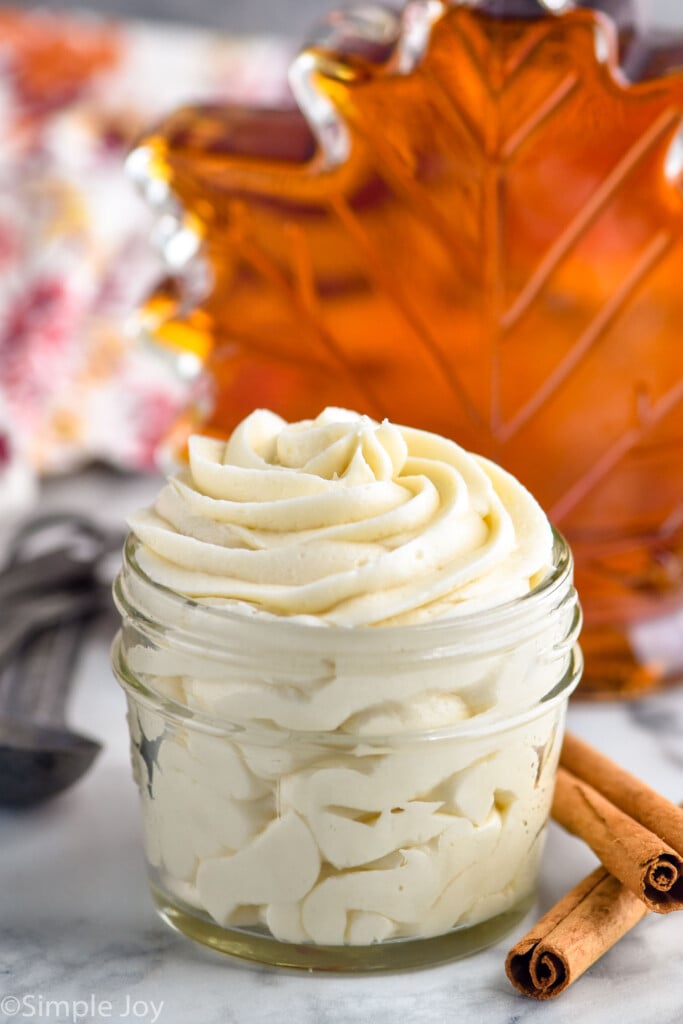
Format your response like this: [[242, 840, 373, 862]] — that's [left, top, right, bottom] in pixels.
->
[[0, 621, 103, 808], [0, 514, 120, 808]]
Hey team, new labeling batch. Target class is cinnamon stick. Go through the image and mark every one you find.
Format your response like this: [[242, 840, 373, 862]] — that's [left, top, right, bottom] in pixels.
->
[[508, 738, 683, 999], [505, 866, 649, 1000], [552, 766, 683, 912], [561, 732, 683, 855]]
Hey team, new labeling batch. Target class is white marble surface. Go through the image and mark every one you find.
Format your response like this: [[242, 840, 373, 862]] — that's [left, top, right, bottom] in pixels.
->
[[2, 470, 683, 1024]]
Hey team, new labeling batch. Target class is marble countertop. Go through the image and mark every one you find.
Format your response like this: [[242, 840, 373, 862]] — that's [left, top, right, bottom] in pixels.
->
[[2, 470, 683, 1024]]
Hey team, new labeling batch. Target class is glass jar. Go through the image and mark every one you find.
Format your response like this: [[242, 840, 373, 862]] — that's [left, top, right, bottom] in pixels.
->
[[112, 529, 581, 971], [127, 0, 683, 699]]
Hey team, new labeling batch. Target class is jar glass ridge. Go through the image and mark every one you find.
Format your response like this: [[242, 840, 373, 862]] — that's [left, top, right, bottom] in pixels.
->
[[112, 530, 582, 970]]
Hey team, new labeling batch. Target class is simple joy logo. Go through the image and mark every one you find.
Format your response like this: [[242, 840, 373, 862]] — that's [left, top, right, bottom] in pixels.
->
[[0, 994, 164, 1023]]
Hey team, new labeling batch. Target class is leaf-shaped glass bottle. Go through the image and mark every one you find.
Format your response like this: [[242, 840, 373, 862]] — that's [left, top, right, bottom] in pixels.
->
[[129, 0, 683, 699]]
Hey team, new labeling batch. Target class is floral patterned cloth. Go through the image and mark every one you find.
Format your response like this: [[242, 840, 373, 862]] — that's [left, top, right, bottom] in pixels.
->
[[0, 6, 291, 488]]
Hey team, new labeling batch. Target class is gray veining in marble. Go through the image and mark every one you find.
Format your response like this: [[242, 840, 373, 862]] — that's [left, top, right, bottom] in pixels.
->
[[2, 471, 683, 1024]]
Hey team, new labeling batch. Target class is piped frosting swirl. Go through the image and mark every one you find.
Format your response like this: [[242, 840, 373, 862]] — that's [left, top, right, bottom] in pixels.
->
[[129, 407, 553, 626]]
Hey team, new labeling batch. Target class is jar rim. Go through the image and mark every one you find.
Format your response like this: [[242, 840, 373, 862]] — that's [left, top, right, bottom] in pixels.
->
[[114, 527, 577, 658]]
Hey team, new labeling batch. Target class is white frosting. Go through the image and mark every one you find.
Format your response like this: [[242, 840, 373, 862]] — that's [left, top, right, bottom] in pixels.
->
[[118, 408, 577, 948], [128, 407, 553, 626], [128, 700, 564, 945]]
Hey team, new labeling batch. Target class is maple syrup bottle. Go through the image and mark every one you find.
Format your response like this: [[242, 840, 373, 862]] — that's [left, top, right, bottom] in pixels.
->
[[129, 0, 683, 698]]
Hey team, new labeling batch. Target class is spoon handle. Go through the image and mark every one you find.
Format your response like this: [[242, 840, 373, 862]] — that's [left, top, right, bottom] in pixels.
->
[[0, 589, 97, 672], [1, 616, 94, 726]]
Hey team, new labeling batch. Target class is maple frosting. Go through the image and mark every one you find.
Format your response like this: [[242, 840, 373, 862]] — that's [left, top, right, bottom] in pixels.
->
[[129, 407, 553, 626], [117, 408, 579, 950]]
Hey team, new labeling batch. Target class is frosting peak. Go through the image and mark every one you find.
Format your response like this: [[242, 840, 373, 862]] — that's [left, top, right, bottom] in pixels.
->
[[129, 408, 553, 626]]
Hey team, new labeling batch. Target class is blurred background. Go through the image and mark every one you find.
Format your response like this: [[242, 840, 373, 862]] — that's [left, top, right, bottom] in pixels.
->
[[14, 0, 338, 34], [13, 0, 683, 34], [0, 0, 681, 513]]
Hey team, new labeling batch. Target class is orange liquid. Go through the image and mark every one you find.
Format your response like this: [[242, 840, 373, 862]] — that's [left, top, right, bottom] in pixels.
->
[[138, 5, 683, 696]]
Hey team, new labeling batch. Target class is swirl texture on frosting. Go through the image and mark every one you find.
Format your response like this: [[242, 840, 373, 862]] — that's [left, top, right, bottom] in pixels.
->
[[129, 407, 553, 626]]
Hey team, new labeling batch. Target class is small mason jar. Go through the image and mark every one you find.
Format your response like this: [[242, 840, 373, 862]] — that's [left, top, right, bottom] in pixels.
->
[[112, 529, 582, 971]]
